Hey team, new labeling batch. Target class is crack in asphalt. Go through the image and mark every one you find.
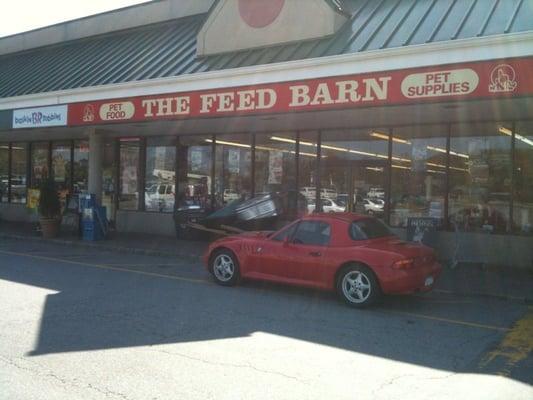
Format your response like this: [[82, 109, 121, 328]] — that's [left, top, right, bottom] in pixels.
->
[[371, 371, 459, 398], [0, 355, 133, 400], [147, 347, 310, 385], [371, 373, 417, 396]]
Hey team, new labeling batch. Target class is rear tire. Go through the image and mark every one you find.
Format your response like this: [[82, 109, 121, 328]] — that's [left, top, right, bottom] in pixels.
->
[[210, 249, 241, 286], [336, 264, 381, 308]]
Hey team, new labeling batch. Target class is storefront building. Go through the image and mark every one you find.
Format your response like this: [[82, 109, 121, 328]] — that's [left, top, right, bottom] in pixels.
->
[[0, 0, 532, 267]]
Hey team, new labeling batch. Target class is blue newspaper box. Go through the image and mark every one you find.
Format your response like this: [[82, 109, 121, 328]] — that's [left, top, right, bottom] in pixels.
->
[[79, 193, 97, 213], [81, 203, 108, 241]]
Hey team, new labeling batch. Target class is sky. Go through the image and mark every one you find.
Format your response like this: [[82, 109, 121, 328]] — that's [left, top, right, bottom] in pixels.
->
[[1, 0, 152, 38]]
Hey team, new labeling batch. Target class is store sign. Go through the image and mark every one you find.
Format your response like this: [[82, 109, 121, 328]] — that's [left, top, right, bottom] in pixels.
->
[[99, 101, 135, 121], [13, 105, 67, 129], [65, 57, 532, 126], [401, 69, 479, 98]]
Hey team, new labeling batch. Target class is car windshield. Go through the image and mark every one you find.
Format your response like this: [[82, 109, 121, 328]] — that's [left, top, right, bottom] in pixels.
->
[[349, 218, 393, 240]]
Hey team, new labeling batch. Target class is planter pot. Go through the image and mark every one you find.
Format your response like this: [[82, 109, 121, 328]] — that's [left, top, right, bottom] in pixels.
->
[[40, 217, 60, 239]]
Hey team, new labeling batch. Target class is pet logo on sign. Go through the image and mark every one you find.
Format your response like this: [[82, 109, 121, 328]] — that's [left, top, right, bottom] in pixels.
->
[[82, 104, 96, 122], [489, 64, 518, 93]]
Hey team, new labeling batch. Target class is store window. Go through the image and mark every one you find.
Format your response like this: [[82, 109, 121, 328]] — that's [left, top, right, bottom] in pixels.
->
[[102, 140, 117, 222], [145, 137, 176, 212], [31, 142, 49, 188], [73, 140, 89, 194], [10, 143, 27, 204], [513, 121, 533, 235], [255, 133, 296, 195], [448, 123, 511, 234], [213, 134, 252, 209], [52, 142, 71, 193], [255, 133, 300, 219], [390, 125, 448, 227], [119, 139, 141, 210], [0, 144, 7, 202], [320, 129, 389, 218], [177, 135, 212, 212], [298, 131, 319, 213]]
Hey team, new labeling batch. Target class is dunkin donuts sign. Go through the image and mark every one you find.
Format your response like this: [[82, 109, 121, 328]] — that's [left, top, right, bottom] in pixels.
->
[[67, 57, 531, 126]]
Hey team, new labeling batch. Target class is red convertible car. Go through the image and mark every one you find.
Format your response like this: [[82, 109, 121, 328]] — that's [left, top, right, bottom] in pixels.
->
[[204, 213, 442, 307]]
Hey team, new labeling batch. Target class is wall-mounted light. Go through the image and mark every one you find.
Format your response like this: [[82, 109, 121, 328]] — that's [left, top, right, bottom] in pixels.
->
[[205, 139, 250, 149], [321, 144, 348, 152], [499, 126, 513, 136], [208, 138, 318, 157], [499, 126, 533, 147], [272, 135, 410, 162], [370, 131, 411, 144], [426, 161, 469, 173], [271, 136, 314, 147], [270, 136, 296, 144], [392, 164, 410, 170], [427, 145, 469, 159]]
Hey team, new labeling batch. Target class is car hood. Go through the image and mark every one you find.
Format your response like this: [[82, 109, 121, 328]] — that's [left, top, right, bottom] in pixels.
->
[[236, 230, 274, 239]]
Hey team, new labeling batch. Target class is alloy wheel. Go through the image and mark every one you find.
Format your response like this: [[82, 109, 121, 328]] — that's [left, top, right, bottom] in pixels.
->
[[213, 254, 235, 282], [341, 270, 372, 304]]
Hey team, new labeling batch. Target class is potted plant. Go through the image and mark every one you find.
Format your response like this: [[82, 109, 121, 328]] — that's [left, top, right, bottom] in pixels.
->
[[38, 178, 61, 238]]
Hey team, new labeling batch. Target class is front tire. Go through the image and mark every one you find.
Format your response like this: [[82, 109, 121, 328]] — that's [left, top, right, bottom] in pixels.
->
[[210, 249, 240, 286], [336, 264, 381, 307]]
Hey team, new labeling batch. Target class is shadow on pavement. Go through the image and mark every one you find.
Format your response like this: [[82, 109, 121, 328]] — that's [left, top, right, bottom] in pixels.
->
[[0, 252, 530, 385]]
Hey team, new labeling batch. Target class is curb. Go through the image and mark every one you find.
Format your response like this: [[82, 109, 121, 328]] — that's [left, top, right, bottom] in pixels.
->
[[0, 233, 203, 261], [433, 288, 532, 305]]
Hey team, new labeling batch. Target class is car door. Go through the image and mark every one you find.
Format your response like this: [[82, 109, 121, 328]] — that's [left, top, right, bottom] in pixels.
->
[[247, 222, 298, 279], [283, 220, 331, 286]]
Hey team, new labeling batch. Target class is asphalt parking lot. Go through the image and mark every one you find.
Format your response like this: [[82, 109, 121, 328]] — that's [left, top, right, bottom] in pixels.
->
[[0, 238, 531, 400]]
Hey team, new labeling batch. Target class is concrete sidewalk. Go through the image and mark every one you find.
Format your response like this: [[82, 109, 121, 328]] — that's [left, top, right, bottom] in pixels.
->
[[1, 219, 531, 303], [436, 263, 533, 304], [0, 220, 206, 260]]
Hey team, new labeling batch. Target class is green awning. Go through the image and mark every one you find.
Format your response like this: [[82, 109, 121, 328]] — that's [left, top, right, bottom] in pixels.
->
[[1, 0, 531, 99]]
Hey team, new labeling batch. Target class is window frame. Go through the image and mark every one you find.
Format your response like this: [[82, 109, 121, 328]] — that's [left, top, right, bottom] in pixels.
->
[[271, 220, 299, 242], [290, 220, 331, 247], [349, 218, 394, 241]]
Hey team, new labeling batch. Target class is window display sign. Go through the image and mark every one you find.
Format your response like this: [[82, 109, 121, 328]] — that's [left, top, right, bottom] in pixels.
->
[[121, 165, 137, 194], [268, 150, 283, 184], [411, 143, 428, 172], [67, 57, 533, 126], [13, 105, 67, 129], [406, 217, 442, 245], [26, 189, 40, 212], [228, 149, 240, 174], [190, 149, 204, 173]]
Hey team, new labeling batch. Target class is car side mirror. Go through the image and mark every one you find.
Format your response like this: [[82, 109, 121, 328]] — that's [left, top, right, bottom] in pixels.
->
[[283, 237, 290, 247]]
